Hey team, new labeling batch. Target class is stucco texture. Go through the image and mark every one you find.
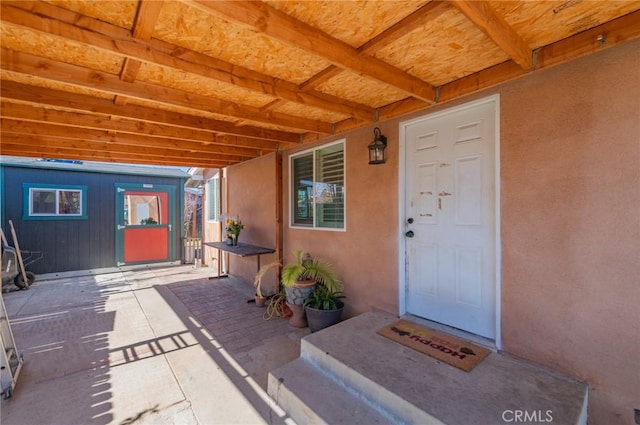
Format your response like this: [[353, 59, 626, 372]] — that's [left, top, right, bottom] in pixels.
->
[[282, 126, 400, 318], [215, 39, 639, 424], [226, 153, 279, 294], [500, 40, 640, 425]]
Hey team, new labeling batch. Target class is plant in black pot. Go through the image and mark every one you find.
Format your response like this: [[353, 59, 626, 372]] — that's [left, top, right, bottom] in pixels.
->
[[256, 250, 341, 328], [303, 284, 345, 333], [281, 250, 341, 328]]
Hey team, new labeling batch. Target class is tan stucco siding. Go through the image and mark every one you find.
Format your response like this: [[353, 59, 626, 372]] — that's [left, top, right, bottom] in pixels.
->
[[212, 38, 639, 424], [500, 39, 640, 425]]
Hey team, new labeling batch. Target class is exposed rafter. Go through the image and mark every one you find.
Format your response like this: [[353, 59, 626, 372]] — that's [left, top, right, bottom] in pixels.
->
[[0, 81, 300, 147], [191, 0, 438, 102], [450, 0, 533, 70], [0, 0, 637, 167], [0, 2, 375, 122]]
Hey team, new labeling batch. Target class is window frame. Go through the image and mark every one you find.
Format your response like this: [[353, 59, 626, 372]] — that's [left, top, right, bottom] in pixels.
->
[[289, 139, 346, 231], [206, 176, 222, 223], [23, 183, 88, 220]]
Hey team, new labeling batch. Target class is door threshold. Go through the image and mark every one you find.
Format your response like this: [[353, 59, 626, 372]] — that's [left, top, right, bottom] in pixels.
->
[[401, 313, 497, 352]]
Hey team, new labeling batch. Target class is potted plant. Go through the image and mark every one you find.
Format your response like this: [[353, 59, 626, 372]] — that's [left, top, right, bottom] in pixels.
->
[[303, 285, 345, 332], [255, 250, 341, 327], [253, 261, 271, 307], [281, 250, 341, 327], [225, 216, 245, 246]]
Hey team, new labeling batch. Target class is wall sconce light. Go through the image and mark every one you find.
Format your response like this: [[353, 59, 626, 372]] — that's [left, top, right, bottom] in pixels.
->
[[368, 127, 387, 165]]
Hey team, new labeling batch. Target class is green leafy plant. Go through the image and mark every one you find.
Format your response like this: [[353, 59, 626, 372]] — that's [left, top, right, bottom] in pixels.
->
[[255, 250, 342, 294], [140, 217, 157, 225], [303, 284, 345, 311], [280, 250, 342, 292]]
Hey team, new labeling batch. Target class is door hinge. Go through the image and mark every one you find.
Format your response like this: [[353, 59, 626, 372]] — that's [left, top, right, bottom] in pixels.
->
[[117, 224, 126, 230], [117, 187, 126, 193], [168, 224, 172, 232], [117, 261, 125, 267]]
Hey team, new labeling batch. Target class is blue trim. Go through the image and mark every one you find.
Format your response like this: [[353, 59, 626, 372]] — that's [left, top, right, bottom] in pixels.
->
[[1, 158, 189, 179], [22, 183, 88, 220], [114, 183, 177, 265]]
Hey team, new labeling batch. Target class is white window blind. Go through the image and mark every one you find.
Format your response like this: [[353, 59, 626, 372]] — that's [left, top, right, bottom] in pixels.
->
[[207, 178, 220, 222], [291, 140, 345, 230]]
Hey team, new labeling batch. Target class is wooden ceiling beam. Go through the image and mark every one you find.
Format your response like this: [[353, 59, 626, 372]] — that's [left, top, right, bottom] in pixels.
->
[[535, 9, 640, 69], [0, 101, 276, 152], [119, 58, 142, 84], [0, 80, 300, 146], [378, 10, 640, 121], [359, 1, 451, 55], [0, 48, 331, 134], [0, 143, 229, 168], [439, 10, 640, 103], [450, 0, 533, 70], [132, 0, 164, 40], [299, 66, 343, 92], [191, 0, 437, 102], [0, 133, 248, 163], [115, 0, 163, 98], [1, 118, 259, 158], [0, 2, 374, 121], [300, 2, 450, 93]]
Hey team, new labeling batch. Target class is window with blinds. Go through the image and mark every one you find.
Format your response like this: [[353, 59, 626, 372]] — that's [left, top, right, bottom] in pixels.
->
[[207, 177, 221, 222], [291, 140, 345, 230]]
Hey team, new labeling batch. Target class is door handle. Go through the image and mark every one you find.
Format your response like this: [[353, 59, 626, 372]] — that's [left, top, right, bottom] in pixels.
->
[[405, 230, 414, 238]]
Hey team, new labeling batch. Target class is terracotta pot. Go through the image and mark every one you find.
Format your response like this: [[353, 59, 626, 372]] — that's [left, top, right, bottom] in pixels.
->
[[254, 295, 266, 307], [286, 302, 307, 328]]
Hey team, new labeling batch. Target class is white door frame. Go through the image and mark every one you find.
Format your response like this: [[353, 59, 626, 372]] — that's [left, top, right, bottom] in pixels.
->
[[397, 94, 502, 349]]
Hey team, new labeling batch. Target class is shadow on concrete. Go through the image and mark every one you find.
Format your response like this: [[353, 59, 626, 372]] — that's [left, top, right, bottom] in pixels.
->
[[1, 273, 121, 425], [156, 275, 305, 424], [2, 266, 305, 424]]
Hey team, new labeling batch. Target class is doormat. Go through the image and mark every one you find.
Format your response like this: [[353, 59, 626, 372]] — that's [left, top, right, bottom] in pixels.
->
[[376, 319, 490, 372]]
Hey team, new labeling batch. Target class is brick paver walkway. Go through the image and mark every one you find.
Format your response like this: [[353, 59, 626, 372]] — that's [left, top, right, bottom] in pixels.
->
[[167, 277, 302, 364]]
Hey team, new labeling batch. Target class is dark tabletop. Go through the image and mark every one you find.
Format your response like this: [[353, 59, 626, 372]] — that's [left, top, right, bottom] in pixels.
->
[[204, 241, 275, 257]]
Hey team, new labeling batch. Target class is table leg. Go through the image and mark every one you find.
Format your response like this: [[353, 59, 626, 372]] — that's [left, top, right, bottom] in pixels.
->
[[209, 247, 229, 279]]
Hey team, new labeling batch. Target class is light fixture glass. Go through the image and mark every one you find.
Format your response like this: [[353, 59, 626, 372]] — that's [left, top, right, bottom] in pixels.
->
[[368, 127, 387, 165]]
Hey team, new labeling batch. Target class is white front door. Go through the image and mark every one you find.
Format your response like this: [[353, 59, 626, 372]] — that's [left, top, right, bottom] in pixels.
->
[[402, 97, 498, 339]]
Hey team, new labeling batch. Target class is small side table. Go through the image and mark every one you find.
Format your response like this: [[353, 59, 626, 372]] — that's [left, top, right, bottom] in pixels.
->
[[204, 241, 275, 279]]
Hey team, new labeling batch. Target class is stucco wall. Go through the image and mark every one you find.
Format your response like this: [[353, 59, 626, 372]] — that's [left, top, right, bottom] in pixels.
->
[[225, 153, 279, 293], [222, 39, 639, 424], [202, 168, 222, 272], [500, 40, 640, 425], [282, 127, 400, 318]]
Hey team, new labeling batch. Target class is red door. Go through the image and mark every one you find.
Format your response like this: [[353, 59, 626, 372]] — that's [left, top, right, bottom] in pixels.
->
[[122, 190, 170, 263]]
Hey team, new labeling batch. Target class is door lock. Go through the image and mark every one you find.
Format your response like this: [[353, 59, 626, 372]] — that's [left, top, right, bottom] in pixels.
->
[[407, 217, 414, 224], [405, 230, 414, 238]]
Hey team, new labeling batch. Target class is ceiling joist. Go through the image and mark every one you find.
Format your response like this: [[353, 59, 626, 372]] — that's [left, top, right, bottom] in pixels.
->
[[191, 0, 438, 102], [0, 0, 638, 168]]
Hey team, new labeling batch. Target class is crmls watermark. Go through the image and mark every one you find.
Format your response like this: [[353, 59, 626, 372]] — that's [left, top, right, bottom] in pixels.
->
[[502, 410, 554, 423]]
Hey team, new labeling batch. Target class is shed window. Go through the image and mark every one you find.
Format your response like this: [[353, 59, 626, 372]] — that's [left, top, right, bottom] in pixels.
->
[[125, 195, 162, 225], [23, 184, 87, 220], [290, 140, 345, 230]]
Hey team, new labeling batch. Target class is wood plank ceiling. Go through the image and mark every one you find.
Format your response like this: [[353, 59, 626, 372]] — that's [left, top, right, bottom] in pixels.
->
[[1, 1, 639, 168]]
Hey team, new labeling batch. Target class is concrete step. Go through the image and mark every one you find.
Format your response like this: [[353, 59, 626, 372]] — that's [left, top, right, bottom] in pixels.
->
[[268, 357, 399, 425], [269, 311, 588, 425]]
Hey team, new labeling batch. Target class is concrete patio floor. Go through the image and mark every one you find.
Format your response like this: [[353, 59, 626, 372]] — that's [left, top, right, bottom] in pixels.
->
[[1, 265, 308, 425]]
